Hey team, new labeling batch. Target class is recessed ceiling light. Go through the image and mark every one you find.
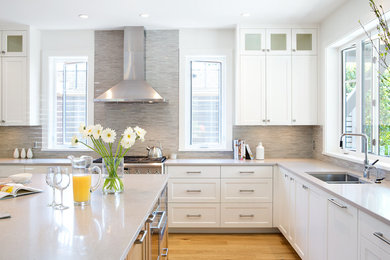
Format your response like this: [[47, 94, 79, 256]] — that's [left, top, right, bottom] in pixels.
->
[[78, 14, 89, 19], [139, 13, 150, 18], [241, 13, 250, 17]]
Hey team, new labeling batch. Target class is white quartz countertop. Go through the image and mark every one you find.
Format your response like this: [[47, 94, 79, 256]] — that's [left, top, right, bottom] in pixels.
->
[[0, 158, 71, 165], [0, 174, 168, 260], [165, 158, 278, 166]]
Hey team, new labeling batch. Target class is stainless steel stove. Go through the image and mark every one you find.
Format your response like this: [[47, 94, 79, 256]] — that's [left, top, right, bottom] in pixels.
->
[[93, 156, 167, 174]]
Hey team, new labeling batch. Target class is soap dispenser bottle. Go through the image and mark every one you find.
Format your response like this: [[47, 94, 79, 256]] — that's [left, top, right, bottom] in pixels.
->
[[256, 142, 264, 160]]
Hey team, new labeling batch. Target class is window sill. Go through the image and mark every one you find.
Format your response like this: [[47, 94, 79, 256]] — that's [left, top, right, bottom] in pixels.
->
[[323, 151, 390, 172], [41, 148, 92, 152]]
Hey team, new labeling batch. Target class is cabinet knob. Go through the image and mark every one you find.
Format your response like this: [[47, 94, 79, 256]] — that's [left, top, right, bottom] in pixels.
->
[[1, 51, 5, 54], [267, 119, 270, 122], [292, 119, 296, 122], [292, 49, 296, 52], [1, 120, 5, 123], [267, 49, 270, 52], [262, 119, 266, 122], [262, 49, 266, 52]]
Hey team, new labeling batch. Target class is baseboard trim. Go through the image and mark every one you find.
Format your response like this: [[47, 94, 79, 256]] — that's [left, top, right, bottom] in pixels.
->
[[168, 227, 280, 234]]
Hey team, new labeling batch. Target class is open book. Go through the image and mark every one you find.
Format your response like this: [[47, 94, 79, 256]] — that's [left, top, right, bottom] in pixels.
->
[[0, 183, 42, 199]]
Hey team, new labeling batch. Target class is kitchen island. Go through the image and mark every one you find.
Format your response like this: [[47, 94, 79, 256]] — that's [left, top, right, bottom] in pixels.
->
[[0, 174, 168, 260]]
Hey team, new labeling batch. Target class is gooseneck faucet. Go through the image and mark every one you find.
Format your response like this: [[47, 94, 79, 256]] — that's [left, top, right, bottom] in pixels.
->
[[339, 133, 377, 179]]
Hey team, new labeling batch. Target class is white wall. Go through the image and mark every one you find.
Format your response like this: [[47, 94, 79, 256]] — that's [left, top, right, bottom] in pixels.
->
[[40, 30, 94, 150]]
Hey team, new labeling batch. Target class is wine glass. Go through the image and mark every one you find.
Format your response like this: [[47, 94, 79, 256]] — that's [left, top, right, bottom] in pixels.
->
[[54, 167, 70, 210], [46, 167, 61, 207]]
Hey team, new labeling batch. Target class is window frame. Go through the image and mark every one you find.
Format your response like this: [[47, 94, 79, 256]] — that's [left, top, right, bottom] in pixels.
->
[[41, 50, 94, 151], [179, 49, 233, 152]]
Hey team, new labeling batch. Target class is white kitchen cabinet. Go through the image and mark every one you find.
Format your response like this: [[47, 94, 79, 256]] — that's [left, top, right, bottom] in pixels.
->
[[293, 178, 309, 259], [266, 29, 291, 55], [266, 55, 291, 125], [287, 175, 295, 243], [1, 57, 27, 125], [169, 203, 220, 228], [221, 179, 272, 203], [236, 26, 318, 126], [221, 203, 272, 228], [1, 31, 27, 57], [291, 55, 317, 125], [237, 55, 266, 125], [278, 169, 290, 236], [359, 211, 390, 260], [0, 165, 25, 177], [327, 197, 358, 260], [307, 185, 327, 260], [168, 179, 220, 203], [292, 29, 317, 55], [240, 29, 266, 55]]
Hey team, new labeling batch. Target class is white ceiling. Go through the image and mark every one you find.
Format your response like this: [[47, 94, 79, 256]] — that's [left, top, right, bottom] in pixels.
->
[[0, 0, 348, 29]]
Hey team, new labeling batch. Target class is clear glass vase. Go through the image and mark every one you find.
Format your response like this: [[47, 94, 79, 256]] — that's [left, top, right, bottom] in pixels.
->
[[102, 157, 124, 194]]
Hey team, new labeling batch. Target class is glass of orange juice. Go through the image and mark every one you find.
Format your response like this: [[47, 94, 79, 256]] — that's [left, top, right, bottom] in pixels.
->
[[69, 156, 102, 206]]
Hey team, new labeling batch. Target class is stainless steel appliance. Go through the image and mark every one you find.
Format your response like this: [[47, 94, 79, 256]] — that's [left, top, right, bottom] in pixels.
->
[[151, 185, 168, 260], [93, 156, 166, 174]]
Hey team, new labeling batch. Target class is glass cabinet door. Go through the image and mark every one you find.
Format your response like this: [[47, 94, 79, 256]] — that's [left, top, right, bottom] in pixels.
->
[[266, 29, 291, 55], [292, 29, 317, 55], [240, 29, 266, 55], [1, 31, 26, 56]]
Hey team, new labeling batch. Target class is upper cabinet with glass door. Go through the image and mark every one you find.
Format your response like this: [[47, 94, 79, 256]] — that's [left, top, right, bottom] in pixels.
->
[[266, 29, 291, 55], [1, 31, 26, 57], [292, 29, 317, 55], [240, 29, 266, 55]]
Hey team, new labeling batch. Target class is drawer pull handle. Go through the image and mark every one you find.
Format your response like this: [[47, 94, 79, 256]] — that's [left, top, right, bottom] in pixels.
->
[[239, 214, 254, 218], [186, 171, 201, 174], [239, 171, 255, 174], [187, 214, 202, 218], [328, 198, 347, 209], [162, 248, 169, 257], [284, 174, 288, 178], [186, 189, 201, 193], [373, 232, 390, 245], [135, 230, 148, 244], [290, 177, 294, 181], [239, 189, 255, 193], [302, 185, 308, 190]]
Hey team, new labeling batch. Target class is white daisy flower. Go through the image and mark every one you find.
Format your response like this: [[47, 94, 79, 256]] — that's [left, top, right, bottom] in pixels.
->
[[79, 123, 86, 134], [123, 128, 136, 142], [120, 137, 135, 149], [71, 135, 79, 146], [101, 128, 116, 143], [85, 125, 94, 137], [92, 124, 103, 139], [134, 126, 147, 142]]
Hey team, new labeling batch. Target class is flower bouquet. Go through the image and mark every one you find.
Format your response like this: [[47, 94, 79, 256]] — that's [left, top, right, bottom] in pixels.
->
[[71, 124, 146, 194]]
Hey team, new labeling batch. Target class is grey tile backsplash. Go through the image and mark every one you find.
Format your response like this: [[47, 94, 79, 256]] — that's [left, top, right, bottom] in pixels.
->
[[0, 30, 317, 160]]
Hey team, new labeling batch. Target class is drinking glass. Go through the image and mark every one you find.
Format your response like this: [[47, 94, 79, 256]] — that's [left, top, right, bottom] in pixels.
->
[[46, 167, 61, 207], [54, 167, 70, 210]]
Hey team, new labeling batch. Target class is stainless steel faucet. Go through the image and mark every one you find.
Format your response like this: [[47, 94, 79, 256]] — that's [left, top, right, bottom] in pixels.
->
[[339, 133, 376, 179]]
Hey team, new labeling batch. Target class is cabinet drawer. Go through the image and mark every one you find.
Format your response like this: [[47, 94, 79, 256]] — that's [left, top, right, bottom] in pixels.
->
[[168, 203, 220, 227], [221, 203, 272, 227], [167, 166, 220, 178], [360, 211, 390, 255], [168, 179, 220, 203], [221, 166, 272, 178], [221, 179, 272, 203]]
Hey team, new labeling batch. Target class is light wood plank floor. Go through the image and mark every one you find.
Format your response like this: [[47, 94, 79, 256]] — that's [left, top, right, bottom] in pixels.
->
[[168, 233, 300, 260]]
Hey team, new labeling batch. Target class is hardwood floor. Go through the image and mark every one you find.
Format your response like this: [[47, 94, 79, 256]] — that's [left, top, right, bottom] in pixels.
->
[[168, 233, 300, 260]]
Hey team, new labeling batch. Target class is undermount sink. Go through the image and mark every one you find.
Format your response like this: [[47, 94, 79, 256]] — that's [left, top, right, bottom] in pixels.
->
[[306, 172, 370, 184]]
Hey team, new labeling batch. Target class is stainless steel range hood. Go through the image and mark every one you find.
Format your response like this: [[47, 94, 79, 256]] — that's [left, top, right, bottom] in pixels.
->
[[94, 27, 166, 103]]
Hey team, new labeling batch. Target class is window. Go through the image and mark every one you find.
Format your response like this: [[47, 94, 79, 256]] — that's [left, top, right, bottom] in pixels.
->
[[46, 56, 91, 149], [340, 37, 390, 158], [179, 52, 232, 151]]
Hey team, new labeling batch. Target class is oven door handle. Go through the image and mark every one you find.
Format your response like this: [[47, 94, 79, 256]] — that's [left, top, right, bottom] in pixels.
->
[[151, 211, 166, 231]]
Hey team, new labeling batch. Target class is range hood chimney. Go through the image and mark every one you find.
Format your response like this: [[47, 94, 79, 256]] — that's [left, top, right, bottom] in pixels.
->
[[94, 26, 166, 103]]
